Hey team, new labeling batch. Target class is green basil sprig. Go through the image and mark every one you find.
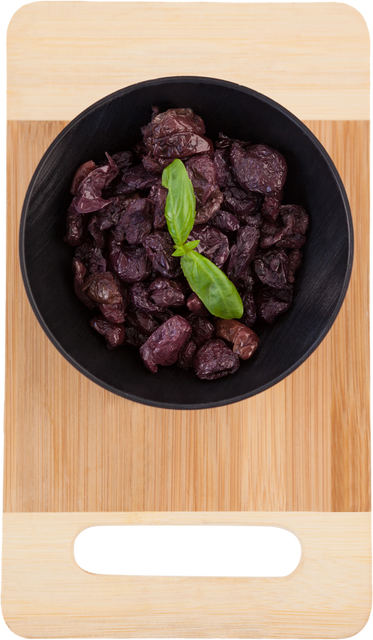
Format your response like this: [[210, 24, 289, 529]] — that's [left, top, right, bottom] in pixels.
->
[[162, 159, 243, 320]]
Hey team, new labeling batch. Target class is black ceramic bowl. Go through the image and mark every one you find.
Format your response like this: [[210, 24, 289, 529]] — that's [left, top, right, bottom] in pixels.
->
[[20, 77, 353, 409]]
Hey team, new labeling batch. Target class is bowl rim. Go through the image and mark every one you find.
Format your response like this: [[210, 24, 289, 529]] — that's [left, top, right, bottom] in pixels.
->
[[19, 75, 354, 410]]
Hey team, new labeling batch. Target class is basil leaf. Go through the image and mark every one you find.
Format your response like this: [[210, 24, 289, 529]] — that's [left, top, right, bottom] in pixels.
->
[[183, 239, 200, 252], [172, 246, 187, 257], [162, 159, 196, 246], [172, 239, 200, 257], [181, 251, 244, 320]]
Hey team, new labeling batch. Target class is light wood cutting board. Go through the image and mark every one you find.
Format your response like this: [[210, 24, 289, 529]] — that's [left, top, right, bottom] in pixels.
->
[[2, 2, 371, 638]]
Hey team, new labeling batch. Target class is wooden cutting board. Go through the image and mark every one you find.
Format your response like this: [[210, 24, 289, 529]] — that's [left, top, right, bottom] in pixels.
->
[[2, 2, 371, 638]]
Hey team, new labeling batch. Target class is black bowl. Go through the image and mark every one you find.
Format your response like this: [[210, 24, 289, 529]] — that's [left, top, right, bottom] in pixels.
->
[[19, 77, 353, 409]]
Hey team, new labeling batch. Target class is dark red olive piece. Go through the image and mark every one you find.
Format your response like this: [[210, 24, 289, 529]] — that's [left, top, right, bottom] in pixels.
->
[[209, 210, 240, 233], [261, 190, 283, 222], [126, 307, 160, 336], [253, 249, 289, 289], [194, 189, 224, 224], [69, 153, 119, 214], [230, 142, 287, 195], [123, 326, 148, 349], [131, 282, 162, 313], [177, 339, 197, 370], [227, 226, 260, 281], [109, 238, 151, 283], [72, 258, 96, 309], [193, 339, 240, 380], [222, 187, 261, 223], [90, 315, 125, 349], [142, 232, 181, 278], [241, 290, 257, 327], [149, 277, 185, 308], [139, 315, 192, 373], [187, 314, 215, 347], [141, 107, 206, 140], [74, 241, 106, 274], [185, 155, 217, 207], [120, 164, 159, 193], [99, 301, 126, 324], [121, 198, 152, 245], [188, 224, 230, 268], [83, 272, 123, 305], [213, 148, 235, 189], [147, 182, 168, 229], [215, 319, 259, 360], [70, 160, 97, 195], [186, 292, 209, 316], [256, 284, 293, 324]]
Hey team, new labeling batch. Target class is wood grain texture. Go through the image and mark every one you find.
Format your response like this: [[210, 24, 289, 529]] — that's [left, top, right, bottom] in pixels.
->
[[4, 120, 370, 514], [7, 2, 369, 121], [2, 512, 371, 638]]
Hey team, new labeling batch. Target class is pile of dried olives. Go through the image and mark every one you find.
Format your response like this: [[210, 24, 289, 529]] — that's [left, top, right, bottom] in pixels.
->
[[65, 107, 308, 379]]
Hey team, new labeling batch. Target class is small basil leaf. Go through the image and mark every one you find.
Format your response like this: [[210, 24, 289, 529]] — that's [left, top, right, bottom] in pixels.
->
[[180, 251, 243, 320], [183, 239, 200, 252], [162, 159, 196, 246], [172, 245, 186, 257]]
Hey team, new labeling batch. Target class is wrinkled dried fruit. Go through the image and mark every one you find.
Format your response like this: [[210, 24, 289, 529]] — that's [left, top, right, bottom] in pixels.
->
[[256, 284, 293, 323], [177, 339, 197, 369], [69, 153, 118, 214], [140, 315, 192, 373], [126, 307, 160, 336], [193, 339, 240, 380], [72, 258, 96, 309], [261, 190, 283, 222], [131, 282, 161, 313], [147, 181, 168, 229], [70, 160, 97, 195], [209, 210, 240, 233], [64, 210, 87, 246], [185, 155, 217, 206], [142, 107, 206, 140], [99, 300, 126, 324], [122, 198, 152, 245], [227, 226, 260, 281], [111, 150, 136, 171], [194, 188, 224, 224], [120, 164, 159, 193], [222, 187, 261, 223], [83, 272, 123, 305], [123, 326, 148, 348], [253, 249, 289, 289], [188, 224, 230, 268], [215, 319, 259, 360], [90, 315, 125, 349], [75, 241, 106, 273], [213, 148, 235, 188], [241, 290, 257, 327], [186, 292, 209, 316], [187, 314, 215, 347], [230, 143, 287, 195], [149, 277, 185, 308], [109, 238, 151, 283], [143, 231, 181, 278]]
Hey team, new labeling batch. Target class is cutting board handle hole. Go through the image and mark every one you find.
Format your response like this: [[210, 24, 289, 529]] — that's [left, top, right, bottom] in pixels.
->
[[74, 525, 301, 577]]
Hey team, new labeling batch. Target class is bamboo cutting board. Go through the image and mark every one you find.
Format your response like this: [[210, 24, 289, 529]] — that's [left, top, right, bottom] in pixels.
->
[[2, 2, 371, 638]]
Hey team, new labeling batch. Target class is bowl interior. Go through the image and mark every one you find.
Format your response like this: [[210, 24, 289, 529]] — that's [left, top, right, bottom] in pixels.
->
[[20, 77, 352, 409]]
